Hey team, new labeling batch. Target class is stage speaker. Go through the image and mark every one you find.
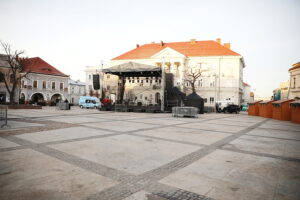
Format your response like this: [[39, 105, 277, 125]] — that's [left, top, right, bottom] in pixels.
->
[[93, 74, 100, 90]]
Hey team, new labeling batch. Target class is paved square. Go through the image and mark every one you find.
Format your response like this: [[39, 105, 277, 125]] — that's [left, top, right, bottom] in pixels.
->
[[135, 126, 232, 145], [0, 137, 19, 148], [224, 134, 300, 159], [177, 122, 246, 133], [0, 149, 117, 200], [160, 149, 300, 200], [83, 120, 159, 132], [0, 107, 299, 200], [15, 126, 113, 144], [49, 134, 200, 175]]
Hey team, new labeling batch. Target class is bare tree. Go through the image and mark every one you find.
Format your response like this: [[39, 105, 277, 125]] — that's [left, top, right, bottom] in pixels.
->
[[0, 42, 30, 104], [184, 64, 207, 93]]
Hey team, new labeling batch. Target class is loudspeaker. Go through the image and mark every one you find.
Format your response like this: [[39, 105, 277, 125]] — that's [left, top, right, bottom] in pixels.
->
[[93, 74, 100, 90]]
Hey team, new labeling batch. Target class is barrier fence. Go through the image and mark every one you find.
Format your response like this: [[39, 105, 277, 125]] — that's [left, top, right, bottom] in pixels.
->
[[0, 105, 8, 128]]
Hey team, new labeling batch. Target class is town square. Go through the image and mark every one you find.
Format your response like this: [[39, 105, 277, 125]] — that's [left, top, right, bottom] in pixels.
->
[[0, 0, 299, 200]]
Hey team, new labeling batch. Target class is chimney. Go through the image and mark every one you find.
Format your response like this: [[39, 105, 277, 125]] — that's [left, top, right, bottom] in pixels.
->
[[160, 41, 164, 47], [216, 38, 221, 44], [224, 43, 231, 49], [190, 39, 196, 44], [136, 44, 140, 48]]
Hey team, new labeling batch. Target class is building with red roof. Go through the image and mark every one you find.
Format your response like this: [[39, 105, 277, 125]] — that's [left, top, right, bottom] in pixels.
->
[[93, 38, 246, 107], [20, 57, 69, 105]]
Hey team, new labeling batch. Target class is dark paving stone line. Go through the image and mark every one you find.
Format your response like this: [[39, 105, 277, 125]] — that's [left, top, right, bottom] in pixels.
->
[[0, 145, 29, 152], [86, 182, 145, 200], [145, 182, 215, 200], [173, 125, 236, 134], [245, 133, 300, 142], [220, 147, 300, 163], [256, 126, 300, 133], [41, 132, 125, 146], [129, 133, 207, 148], [204, 121, 251, 128]]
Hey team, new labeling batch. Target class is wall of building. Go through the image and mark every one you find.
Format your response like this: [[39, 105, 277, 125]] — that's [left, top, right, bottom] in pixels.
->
[[289, 67, 300, 99], [20, 73, 69, 104], [105, 52, 244, 106], [68, 81, 86, 104]]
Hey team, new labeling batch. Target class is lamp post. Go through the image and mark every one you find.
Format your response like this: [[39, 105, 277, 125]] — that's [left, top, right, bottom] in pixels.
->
[[161, 57, 165, 112]]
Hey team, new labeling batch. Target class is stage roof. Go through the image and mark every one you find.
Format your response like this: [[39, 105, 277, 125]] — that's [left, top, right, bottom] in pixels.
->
[[102, 62, 161, 77]]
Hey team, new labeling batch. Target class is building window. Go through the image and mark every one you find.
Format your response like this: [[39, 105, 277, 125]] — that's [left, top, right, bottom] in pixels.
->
[[140, 94, 143, 99], [21, 80, 25, 88], [33, 80, 37, 88], [107, 75, 110, 79], [198, 79, 202, 87], [52, 82, 55, 90], [60, 82, 63, 90], [210, 97, 214, 104], [204, 98, 207, 103], [210, 81, 215, 87], [42, 81, 46, 89], [293, 77, 296, 88]]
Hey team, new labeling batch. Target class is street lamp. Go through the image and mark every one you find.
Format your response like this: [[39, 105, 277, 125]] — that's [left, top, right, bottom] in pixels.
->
[[161, 57, 165, 112]]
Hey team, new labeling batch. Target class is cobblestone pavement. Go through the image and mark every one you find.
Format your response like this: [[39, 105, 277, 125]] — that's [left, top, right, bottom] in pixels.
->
[[0, 107, 300, 200]]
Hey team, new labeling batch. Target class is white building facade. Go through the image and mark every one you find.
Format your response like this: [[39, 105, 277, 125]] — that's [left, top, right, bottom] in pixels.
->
[[68, 79, 86, 104], [288, 62, 300, 99], [104, 39, 245, 106]]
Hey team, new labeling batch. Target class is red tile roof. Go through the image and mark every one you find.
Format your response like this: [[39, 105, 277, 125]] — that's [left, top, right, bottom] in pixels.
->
[[22, 57, 68, 77], [289, 62, 300, 71], [112, 40, 240, 60]]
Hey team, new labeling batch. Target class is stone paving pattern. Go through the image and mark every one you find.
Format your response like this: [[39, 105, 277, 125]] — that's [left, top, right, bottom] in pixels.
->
[[0, 107, 299, 200]]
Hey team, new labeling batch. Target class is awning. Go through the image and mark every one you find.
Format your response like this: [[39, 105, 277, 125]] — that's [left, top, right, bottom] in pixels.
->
[[102, 62, 161, 77]]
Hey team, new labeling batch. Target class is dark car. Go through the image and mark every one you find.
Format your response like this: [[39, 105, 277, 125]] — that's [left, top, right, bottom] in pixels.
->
[[223, 104, 240, 114]]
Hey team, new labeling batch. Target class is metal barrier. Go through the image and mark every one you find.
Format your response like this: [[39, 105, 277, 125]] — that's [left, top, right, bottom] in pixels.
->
[[0, 105, 9, 128], [56, 102, 70, 110], [172, 107, 199, 118]]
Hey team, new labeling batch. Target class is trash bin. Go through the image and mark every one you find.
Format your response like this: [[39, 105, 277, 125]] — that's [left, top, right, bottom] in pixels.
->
[[248, 100, 262, 116], [258, 100, 275, 118], [272, 99, 294, 121], [290, 100, 300, 124]]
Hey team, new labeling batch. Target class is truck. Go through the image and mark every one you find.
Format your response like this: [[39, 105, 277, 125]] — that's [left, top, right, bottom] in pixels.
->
[[78, 96, 101, 109]]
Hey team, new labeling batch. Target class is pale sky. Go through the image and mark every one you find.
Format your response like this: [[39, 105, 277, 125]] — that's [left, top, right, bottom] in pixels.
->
[[1, 0, 299, 97]]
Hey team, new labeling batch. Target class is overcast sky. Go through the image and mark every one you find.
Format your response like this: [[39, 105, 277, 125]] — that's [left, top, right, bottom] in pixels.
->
[[1, 0, 299, 97]]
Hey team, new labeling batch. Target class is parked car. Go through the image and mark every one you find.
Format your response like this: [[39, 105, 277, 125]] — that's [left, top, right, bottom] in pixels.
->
[[216, 100, 240, 114], [78, 96, 101, 109]]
